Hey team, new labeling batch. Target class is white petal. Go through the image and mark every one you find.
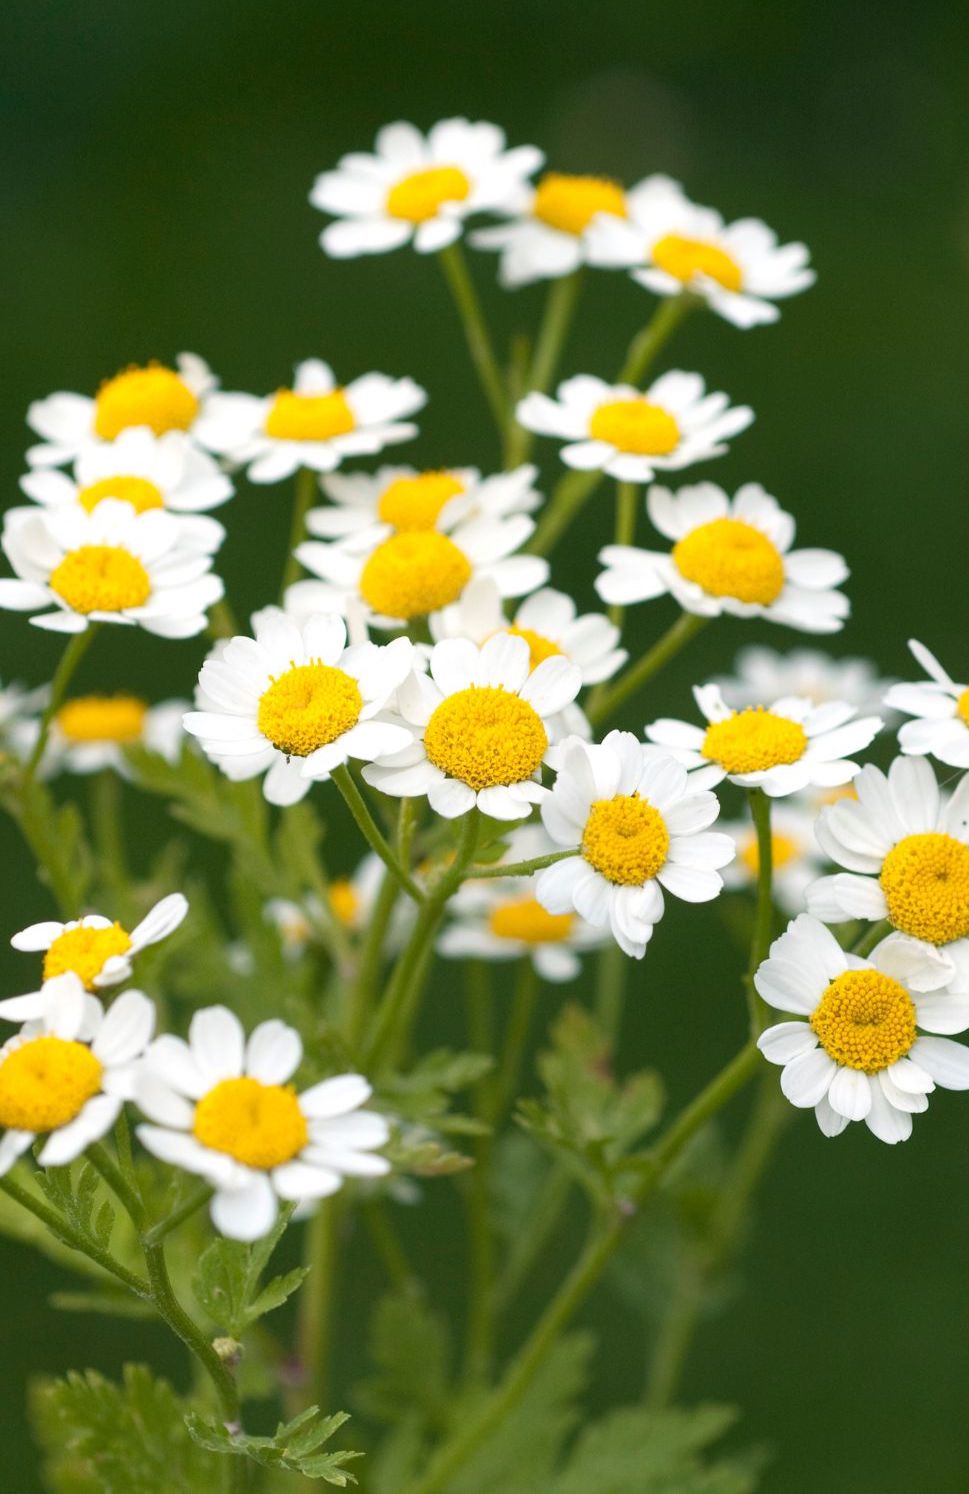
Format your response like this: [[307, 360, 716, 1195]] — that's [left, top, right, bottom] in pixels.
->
[[210, 1176, 279, 1240], [189, 1005, 246, 1084], [299, 1073, 371, 1119], [246, 1020, 302, 1083]]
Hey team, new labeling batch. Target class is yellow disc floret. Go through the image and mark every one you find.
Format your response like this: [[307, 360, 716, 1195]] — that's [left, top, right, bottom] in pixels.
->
[[702, 708, 807, 775], [957, 688, 969, 729], [532, 173, 626, 236], [739, 830, 800, 877], [502, 626, 563, 670], [879, 833, 969, 945], [77, 475, 165, 514], [328, 879, 359, 927], [810, 969, 917, 1073], [672, 518, 785, 605], [49, 545, 152, 615], [257, 663, 363, 758], [56, 695, 148, 745], [193, 1077, 309, 1170], [377, 471, 465, 531], [360, 531, 472, 620], [588, 399, 680, 456], [386, 166, 471, 223], [488, 897, 574, 944], [651, 233, 744, 292], [94, 364, 199, 440], [43, 923, 133, 989], [424, 686, 547, 790], [0, 1036, 103, 1132], [582, 794, 669, 886], [264, 389, 356, 442]]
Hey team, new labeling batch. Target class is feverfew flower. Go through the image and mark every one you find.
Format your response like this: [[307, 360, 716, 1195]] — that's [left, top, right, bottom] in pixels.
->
[[266, 854, 391, 959], [5, 893, 188, 1000], [471, 171, 628, 287], [312, 118, 543, 258], [536, 732, 734, 959], [33, 696, 187, 778], [136, 1007, 390, 1240], [516, 373, 752, 485], [305, 464, 541, 551], [884, 639, 969, 770], [596, 484, 849, 634], [756, 915, 969, 1143], [721, 802, 825, 916], [716, 644, 890, 716], [586, 174, 814, 328], [19, 429, 233, 524]]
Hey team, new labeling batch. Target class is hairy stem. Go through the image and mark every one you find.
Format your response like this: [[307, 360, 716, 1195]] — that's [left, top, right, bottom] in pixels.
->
[[331, 766, 423, 902], [744, 789, 774, 1035]]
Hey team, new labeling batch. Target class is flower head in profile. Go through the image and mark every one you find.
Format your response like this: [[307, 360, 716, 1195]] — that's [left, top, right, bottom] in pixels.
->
[[715, 644, 891, 716], [472, 170, 628, 286], [721, 802, 825, 916], [884, 639, 969, 771], [4, 894, 188, 1004]]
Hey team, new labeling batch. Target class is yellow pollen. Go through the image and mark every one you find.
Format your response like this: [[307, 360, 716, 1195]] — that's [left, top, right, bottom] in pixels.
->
[[424, 686, 547, 790], [503, 625, 563, 670], [56, 695, 148, 745], [702, 708, 807, 775], [328, 879, 359, 927], [582, 794, 669, 886], [488, 897, 574, 944], [386, 165, 471, 223], [360, 531, 472, 620], [193, 1077, 308, 1170], [879, 833, 969, 946], [652, 233, 744, 292], [376, 471, 465, 531], [588, 399, 680, 456], [49, 545, 152, 615], [673, 518, 785, 605], [739, 830, 800, 877], [77, 475, 165, 515], [957, 688, 969, 729], [532, 173, 627, 236], [264, 388, 356, 442], [94, 364, 199, 440], [257, 662, 362, 758], [0, 1036, 103, 1133], [810, 969, 917, 1073], [43, 923, 133, 990]]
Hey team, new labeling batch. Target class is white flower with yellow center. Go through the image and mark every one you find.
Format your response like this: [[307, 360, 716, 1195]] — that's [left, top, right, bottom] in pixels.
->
[[715, 644, 892, 716], [0, 500, 224, 637], [26, 354, 217, 468], [24, 695, 188, 778], [884, 639, 969, 771], [755, 915, 969, 1143], [647, 685, 882, 799], [586, 174, 814, 328], [517, 374, 753, 485], [265, 853, 399, 960], [362, 634, 580, 821], [471, 171, 629, 287], [721, 803, 825, 916], [536, 732, 734, 959], [4, 893, 188, 1004], [312, 118, 543, 258], [135, 1006, 390, 1240], [0, 974, 154, 1175], [194, 359, 426, 484], [183, 609, 415, 807], [595, 483, 849, 632]]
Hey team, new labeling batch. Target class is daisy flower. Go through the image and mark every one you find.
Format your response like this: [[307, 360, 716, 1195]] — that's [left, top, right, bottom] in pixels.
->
[[311, 118, 543, 258], [183, 608, 415, 807], [595, 483, 849, 633], [586, 174, 814, 328], [0, 500, 224, 637], [0, 974, 154, 1174], [38, 696, 188, 776], [471, 170, 629, 287], [26, 354, 217, 468], [193, 359, 426, 484], [721, 802, 825, 916], [135, 1006, 390, 1240], [19, 428, 233, 524], [884, 639, 969, 770], [265, 853, 395, 959], [5, 893, 188, 1001], [755, 915, 969, 1143], [715, 644, 891, 716], [516, 373, 753, 485], [362, 633, 581, 821]]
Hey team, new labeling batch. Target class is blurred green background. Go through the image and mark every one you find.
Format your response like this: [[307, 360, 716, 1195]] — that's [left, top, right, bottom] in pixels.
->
[[1, 1, 968, 1489]]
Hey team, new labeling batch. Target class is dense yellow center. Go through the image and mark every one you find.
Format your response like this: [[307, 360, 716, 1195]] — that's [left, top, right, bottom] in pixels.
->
[[257, 663, 362, 758], [386, 165, 472, 223], [702, 709, 807, 775], [424, 686, 547, 790], [739, 830, 800, 877], [93, 365, 199, 441], [652, 233, 744, 292], [49, 545, 152, 615], [957, 688, 969, 728], [488, 897, 574, 943], [673, 518, 785, 605], [0, 1036, 103, 1133], [264, 389, 355, 442], [43, 923, 133, 989], [810, 969, 917, 1073], [532, 173, 626, 235], [328, 879, 359, 927], [376, 471, 465, 531], [193, 1077, 308, 1170], [360, 531, 472, 619], [501, 625, 563, 671], [879, 833, 969, 945], [588, 399, 680, 456], [56, 695, 148, 744], [77, 475, 165, 514], [582, 795, 669, 886]]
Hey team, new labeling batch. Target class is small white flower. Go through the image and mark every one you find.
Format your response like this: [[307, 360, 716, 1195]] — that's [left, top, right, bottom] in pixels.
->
[[471, 170, 628, 287], [265, 853, 405, 960], [19, 428, 233, 524], [136, 1006, 390, 1240], [5, 893, 189, 1003], [715, 644, 891, 716], [27, 696, 188, 778], [721, 802, 825, 915], [0, 679, 48, 746], [884, 639, 969, 771], [517, 373, 752, 485]]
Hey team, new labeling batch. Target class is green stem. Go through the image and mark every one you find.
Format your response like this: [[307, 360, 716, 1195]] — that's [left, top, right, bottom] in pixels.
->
[[606, 480, 638, 628], [463, 961, 496, 1385], [588, 613, 707, 726], [438, 241, 509, 441], [617, 294, 695, 386], [143, 1182, 213, 1247], [525, 467, 602, 558], [493, 1165, 571, 1313], [363, 1200, 415, 1289], [207, 597, 239, 641], [506, 270, 584, 466], [466, 848, 578, 880], [24, 627, 98, 787], [298, 1194, 344, 1414], [0, 1174, 148, 1296], [90, 770, 134, 921], [331, 765, 423, 902], [281, 466, 319, 596], [488, 960, 539, 1127], [744, 789, 774, 1035], [595, 943, 627, 1048], [345, 868, 399, 1050], [852, 918, 892, 956]]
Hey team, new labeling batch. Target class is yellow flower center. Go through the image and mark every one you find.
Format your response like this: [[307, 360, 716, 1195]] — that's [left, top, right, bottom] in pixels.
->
[[77, 475, 166, 515], [376, 471, 465, 531], [588, 398, 680, 456], [957, 688, 969, 728], [43, 923, 133, 990], [193, 1076, 309, 1170], [257, 663, 362, 758], [49, 545, 152, 615], [385, 165, 472, 223], [488, 897, 574, 944], [360, 531, 472, 620], [264, 389, 356, 442], [739, 830, 800, 877], [582, 795, 669, 886], [702, 708, 807, 775], [56, 695, 148, 745], [93, 364, 199, 440], [672, 518, 785, 605], [424, 686, 548, 790], [502, 626, 563, 671], [810, 969, 917, 1073], [651, 233, 744, 292], [532, 173, 626, 236], [879, 833, 969, 946], [328, 879, 359, 927], [0, 1036, 103, 1133]]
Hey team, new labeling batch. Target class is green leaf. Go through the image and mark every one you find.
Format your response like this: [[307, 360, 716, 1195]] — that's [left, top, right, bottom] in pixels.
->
[[186, 1407, 361, 1484], [548, 1403, 765, 1493], [355, 1286, 451, 1428], [192, 1205, 303, 1334]]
